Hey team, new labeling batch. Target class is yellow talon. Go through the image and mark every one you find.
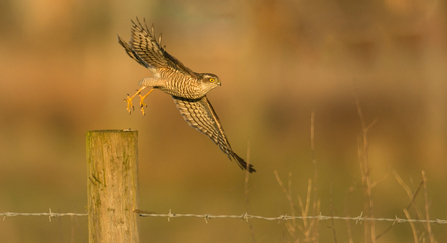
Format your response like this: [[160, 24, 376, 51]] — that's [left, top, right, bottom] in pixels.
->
[[124, 94, 136, 114], [139, 88, 154, 116], [125, 86, 147, 114], [124, 87, 155, 115]]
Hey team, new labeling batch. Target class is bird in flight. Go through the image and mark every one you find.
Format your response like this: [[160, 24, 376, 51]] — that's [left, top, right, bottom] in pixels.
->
[[118, 18, 255, 173]]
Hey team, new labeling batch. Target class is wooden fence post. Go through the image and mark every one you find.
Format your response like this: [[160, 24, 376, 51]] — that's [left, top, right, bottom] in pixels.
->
[[86, 130, 139, 243]]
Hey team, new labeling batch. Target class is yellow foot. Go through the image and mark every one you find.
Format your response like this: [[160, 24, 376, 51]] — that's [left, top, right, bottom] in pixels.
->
[[124, 93, 136, 114], [124, 86, 147, 114], [139, 88, 154, 116]]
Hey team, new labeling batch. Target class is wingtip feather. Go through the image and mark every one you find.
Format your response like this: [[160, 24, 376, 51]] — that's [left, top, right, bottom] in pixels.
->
[[231, 152, 256, 173]]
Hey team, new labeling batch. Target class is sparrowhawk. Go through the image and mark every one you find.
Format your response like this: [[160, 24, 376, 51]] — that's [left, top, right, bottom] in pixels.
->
[[118, 18, 255, 173]]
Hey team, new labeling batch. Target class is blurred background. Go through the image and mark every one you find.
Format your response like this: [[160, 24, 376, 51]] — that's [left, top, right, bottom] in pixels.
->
[[0, 0, 446, 242]]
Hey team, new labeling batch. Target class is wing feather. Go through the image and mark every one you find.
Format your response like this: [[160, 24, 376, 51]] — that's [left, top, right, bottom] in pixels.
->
[[173, 96, 256, 173], [117, 35, 148, 68], [128, 18, 197, 78]]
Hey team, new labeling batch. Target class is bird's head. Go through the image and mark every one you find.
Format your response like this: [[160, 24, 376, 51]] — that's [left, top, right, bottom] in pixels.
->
[[198, 73, 221, 94], [201, 73, 221, 86]]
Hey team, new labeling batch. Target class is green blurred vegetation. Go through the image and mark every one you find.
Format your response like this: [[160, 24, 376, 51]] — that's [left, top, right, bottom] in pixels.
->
[[0, 0, 446, 242]]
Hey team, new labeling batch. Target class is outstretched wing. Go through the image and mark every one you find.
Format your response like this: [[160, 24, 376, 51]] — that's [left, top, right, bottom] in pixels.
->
[[117, 17, 197, 78], [173, 96, 256, 173], [117, 35, 148, 68]]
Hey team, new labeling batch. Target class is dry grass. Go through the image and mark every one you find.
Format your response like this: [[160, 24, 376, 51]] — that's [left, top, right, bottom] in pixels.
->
[[275, 171, 321, 243], [273, 111, 321, 243], [390, 171, 438, 243], [271, 101, 441, 242]]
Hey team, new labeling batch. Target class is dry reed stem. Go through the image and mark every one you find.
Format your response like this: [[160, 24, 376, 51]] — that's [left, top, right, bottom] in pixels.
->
[[298, 179, 314, 241], [314, 200, 321, 242], [346, 217, 353, 243], [376, 172, 425, 240], [275, 170, 320, 243], [422, 171, 435, 243], [288, 172, 296, 232], [355, 97, 377, 243], [394, 171, 424, 215], [344, 197, 354, 243], [380, 171, 438, 242], [275, 170, 297, 240], [310, 111, 320, 242], [329, 183, 338, 243], [403, 209, 419, 243], [395, 171, 426, 223], [245, 142, 256, 243]]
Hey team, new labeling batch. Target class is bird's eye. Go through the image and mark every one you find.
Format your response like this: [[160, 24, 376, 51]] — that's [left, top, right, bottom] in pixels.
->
[[209, 78, 215, 83]]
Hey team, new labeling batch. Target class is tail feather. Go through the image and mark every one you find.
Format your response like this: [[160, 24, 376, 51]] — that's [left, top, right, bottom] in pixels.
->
[[231, 152, 256, 173]]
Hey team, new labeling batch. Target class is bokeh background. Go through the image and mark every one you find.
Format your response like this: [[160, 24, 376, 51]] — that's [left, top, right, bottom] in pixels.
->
[[1, 0, 446, 242]]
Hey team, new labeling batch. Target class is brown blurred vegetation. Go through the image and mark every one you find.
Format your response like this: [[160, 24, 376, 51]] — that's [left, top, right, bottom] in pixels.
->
[[0, 0, 446, 242]]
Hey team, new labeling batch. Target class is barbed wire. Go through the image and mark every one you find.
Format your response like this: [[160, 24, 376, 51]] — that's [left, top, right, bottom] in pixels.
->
[[2, 208, 446, 225], [1, 208, 87, 222], [135, 209, 447, 225]]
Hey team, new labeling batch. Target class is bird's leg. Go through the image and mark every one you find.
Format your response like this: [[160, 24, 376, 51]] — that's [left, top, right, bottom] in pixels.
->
[[139, 88, 154, 115], [124, 86, 147, 114]]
